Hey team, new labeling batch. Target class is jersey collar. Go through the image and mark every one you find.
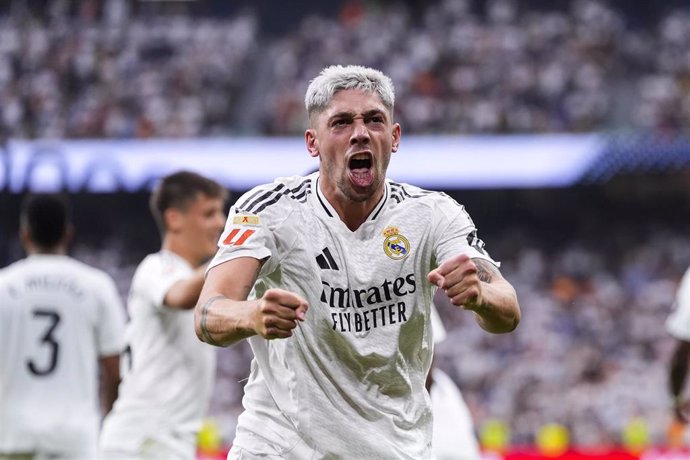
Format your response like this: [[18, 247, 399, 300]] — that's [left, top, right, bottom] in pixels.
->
[[312, 174, 390, 223]]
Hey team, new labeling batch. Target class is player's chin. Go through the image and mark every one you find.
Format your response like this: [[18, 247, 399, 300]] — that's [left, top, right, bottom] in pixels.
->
[[346, 187, 374, 203], [345, 178, 377, 201]]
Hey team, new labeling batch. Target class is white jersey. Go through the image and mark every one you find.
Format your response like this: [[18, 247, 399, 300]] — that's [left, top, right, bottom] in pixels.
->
[[210, 173, 496, 459], [430, 369, 481, 460], [0, 254, 126, 456], [430, 305, 481, 460], [667, 267, 690, 340], [100, 250, 216, 457]]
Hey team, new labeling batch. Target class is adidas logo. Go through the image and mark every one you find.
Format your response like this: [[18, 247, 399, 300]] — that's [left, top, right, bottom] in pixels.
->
[[316, 247, 339, 271]]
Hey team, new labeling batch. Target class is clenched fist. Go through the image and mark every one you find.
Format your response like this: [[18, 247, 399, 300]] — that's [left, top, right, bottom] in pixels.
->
[[253, 288, 309, 339], [427, 254, 497, 311]]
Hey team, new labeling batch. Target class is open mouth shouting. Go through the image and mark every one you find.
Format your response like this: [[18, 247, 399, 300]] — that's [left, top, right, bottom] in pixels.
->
[[348, 152, 374, 188]]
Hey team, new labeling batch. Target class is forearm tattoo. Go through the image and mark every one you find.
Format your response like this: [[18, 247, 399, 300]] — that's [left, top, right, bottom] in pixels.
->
[[473, 259, 501, 284], [200, 295, 226, 346]]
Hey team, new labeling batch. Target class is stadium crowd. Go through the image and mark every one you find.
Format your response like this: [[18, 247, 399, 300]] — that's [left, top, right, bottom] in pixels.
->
[[0, 1, 258, 138], [0, 0, 690, 138], [433, 221, 688, 445]]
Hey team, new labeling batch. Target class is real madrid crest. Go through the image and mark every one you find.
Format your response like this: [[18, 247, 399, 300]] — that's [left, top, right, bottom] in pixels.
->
[[382, 225, 410, 260]]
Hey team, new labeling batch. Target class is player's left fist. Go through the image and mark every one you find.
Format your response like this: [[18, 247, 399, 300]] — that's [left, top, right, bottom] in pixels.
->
[[427, 254, 483, 310]]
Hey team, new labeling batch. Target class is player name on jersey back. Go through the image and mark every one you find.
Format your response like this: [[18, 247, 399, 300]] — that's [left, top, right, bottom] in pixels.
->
[[8, 274, 85, 299]]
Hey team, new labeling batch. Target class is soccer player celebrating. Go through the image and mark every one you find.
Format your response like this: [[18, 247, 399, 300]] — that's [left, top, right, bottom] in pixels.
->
[[0, 194, 126, 459], [100, 171, 227, 459], [195, 65, 521, 458]]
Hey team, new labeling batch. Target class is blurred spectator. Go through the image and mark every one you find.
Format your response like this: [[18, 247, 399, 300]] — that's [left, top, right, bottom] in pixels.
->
[[0, 5, 258, 138]]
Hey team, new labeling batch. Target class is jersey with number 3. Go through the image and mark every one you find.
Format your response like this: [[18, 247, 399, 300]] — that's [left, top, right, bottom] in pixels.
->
[[210, 172, 496, 459], [0, 254, 126, 455]]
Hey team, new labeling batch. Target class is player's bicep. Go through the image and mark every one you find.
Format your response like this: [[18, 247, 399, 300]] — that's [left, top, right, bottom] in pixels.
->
[[202, 256, 263, 302]]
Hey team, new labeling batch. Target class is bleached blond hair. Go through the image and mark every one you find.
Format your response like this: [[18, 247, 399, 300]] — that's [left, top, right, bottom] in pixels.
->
[[304, 65, 395, 120]]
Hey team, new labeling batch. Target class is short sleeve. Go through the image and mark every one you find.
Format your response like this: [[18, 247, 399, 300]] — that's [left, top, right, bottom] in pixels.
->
[[209, 184, 288, 277], [132, 254, 193, 312], [95, 274, 127, 356], [431, 194, 498, 269], [667, 269, 690, 341]]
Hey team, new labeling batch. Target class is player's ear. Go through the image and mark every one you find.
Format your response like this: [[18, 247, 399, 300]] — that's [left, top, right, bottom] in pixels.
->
[[306, 129, 319, 158], [391, 123, 401, 153]]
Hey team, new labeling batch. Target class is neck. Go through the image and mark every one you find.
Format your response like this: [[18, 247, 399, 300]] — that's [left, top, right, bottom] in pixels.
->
[[323, 184, 384, 232], [28, 247, 66, 256]]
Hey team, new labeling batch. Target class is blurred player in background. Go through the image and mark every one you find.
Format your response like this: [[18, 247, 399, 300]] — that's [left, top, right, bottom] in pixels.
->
[[666, 267, 690, 439], [99, 171, 228, 460], [195, 65, 520, 458], [0, 194, 126, 459], [429, 300, 481, 460]]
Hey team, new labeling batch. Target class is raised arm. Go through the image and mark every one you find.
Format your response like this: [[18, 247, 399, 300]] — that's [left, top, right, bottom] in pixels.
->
[[427, 254, 520, 333], [194, 257, 308, 347], [163, 265, 208, 310]]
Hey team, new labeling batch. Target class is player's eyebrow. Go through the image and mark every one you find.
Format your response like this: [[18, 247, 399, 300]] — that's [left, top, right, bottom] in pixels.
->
[[328, 110, 355, 121], [361, 109, 386, 119], [328, 109, 387, 122]]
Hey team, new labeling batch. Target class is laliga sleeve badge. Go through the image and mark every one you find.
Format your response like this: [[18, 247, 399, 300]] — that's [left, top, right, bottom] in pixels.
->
[[223, 214, 260, 246], [382, 226, 410, 260], [223, 228, 255, 246]]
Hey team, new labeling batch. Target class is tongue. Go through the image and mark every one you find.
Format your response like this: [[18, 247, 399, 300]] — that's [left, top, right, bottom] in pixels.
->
[[350, 169, 374, 187]]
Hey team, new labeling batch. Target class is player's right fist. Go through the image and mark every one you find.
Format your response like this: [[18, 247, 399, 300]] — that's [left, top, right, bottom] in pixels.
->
[[253, 288, 308, 339]]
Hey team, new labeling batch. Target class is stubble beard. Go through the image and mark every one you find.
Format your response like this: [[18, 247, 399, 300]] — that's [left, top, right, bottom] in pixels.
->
[[337, 173, 382, 203]]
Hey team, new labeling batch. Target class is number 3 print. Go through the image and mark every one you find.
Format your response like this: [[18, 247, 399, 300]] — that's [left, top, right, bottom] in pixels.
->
[[27, 309, 61, 376]]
